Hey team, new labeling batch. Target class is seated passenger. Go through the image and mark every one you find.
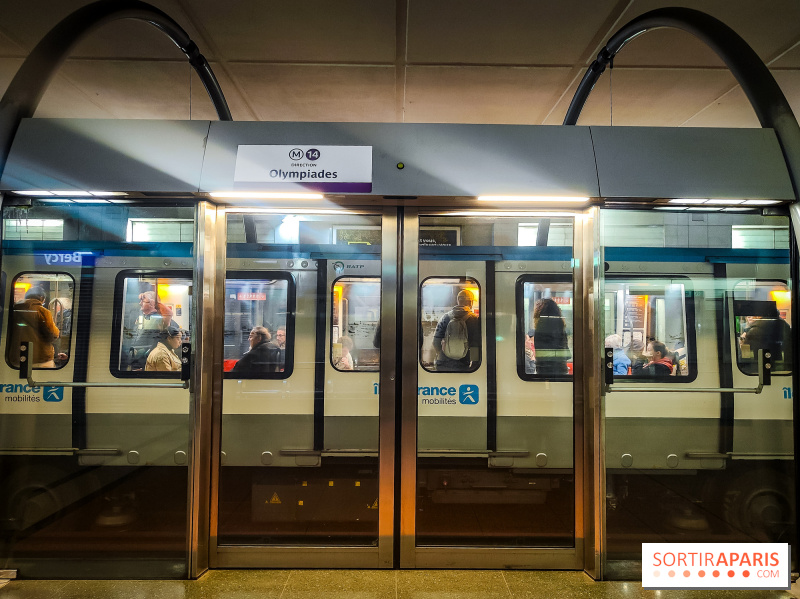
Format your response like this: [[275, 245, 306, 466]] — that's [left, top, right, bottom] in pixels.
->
[[639, 340, 673, 376], [11, 286, 60, 368], [525, 328, 536, 374], [336, 335, 355, 370], [604, 333, 630, 375], [231, 326, 280, 377], [274, 325, 287, 372], [145, 325, 183, 372]]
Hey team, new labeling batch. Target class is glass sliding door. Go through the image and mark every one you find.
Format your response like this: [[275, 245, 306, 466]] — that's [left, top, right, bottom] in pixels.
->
[[601, 208, 796, 579]]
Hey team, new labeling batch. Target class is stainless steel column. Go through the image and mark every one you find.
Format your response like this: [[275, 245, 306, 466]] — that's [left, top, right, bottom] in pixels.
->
[[188, 201, 224, 578], [399, 208, 419, 568]]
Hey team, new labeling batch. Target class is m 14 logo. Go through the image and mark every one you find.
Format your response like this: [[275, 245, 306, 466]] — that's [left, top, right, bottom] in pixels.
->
[[459, 384, 478, 404]]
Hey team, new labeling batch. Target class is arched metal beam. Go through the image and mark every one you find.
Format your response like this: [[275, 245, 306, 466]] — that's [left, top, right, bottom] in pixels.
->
[[562, 7, 800, 201], [0, 0, 232, 179]]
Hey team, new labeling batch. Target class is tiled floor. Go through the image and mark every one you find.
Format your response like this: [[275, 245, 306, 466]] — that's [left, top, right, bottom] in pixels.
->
[[0, 571, 799, 599]]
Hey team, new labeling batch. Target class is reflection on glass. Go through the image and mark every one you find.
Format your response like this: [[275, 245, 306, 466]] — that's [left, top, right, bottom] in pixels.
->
[[117, 276, 192, 373], [224, 277, 291, 377], [604, 280, 691, 379], [734, 281, 792, 375], [419, 277, 481, 372], [331, 277, 380, 372], [7, 273, 73, 369]]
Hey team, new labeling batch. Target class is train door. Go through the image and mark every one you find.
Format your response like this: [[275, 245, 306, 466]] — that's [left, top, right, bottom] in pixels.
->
[[399, 209, 591, 569], [212, 208, 396, 568]]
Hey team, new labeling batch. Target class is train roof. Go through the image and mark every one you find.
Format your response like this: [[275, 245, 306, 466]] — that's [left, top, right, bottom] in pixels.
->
[[0, 119, 794, 202]]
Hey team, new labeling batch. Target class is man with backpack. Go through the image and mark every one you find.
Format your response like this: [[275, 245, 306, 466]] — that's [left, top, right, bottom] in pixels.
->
[[433, 288, 481, 372]]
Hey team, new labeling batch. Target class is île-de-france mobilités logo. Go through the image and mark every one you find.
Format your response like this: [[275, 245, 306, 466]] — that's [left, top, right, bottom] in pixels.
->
[[458, 384, 479, 405]]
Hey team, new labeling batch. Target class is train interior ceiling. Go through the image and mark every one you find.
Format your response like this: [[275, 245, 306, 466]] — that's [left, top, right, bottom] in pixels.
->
[[0, 117, 796, 579]]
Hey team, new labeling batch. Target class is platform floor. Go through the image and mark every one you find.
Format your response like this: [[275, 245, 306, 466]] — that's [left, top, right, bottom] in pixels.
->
[[1, 570, 800, 599]]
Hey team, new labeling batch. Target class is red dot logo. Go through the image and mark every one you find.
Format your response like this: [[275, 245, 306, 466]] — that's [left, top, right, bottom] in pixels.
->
[[728, 570, 735, 578], [743, 571, 750, 578], [712, 570, 720, 577], [698, 570, 706, 577], [668, 570, 676, 578], [683, 570, 690, 577]]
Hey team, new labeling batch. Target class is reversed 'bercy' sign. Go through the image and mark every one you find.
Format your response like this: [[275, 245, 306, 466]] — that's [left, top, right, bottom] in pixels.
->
[[642, 543, 790, 590], [233, 145, 372, 192]]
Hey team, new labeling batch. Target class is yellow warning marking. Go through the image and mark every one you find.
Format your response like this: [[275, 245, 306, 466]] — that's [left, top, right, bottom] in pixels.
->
[[302, 481, 308, 486], [298, 500, 304, 506], [328, 480, 334, 487], [367, 499, 378, 510], [355, 481, 361, 487], [269, 492, 281, 504]]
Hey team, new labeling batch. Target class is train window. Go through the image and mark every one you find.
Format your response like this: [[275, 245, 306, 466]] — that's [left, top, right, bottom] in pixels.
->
[[111, 272, 192, 376], [331, 277, 380, 372], [733, 280, 792, 376], [516, 277, 573, 380], [224, 273, 294, 378], [604, 278, 696, 381], [6, 272, 74, 369], [126, 218, 194, 242], [3, 218, 64, 240], [420, 277, 481, 373]]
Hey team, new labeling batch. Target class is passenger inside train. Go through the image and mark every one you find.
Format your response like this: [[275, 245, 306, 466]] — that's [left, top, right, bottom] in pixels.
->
[[123, 290, 173, 371], [432, 288, 481, 372], [9, 285, 60, 368], [230, 326, 280, 376], [145, 325, 184, 372]]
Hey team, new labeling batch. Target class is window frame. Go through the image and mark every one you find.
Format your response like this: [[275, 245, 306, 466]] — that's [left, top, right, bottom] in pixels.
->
[[223, 270, 296, 380], [515, 274, 574, 382], [419, 275, 482, 374], [602, 275, 698, 384], [329, 275, 380, 373], [6, 270, 75, 370], [733, 278, 792, 377], [110, 269, 193, 379]]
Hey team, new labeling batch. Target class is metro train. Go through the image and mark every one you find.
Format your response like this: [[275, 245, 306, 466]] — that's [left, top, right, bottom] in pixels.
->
[[0, 201, 793, 554]]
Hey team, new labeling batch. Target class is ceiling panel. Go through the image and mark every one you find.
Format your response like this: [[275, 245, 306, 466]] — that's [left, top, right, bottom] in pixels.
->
[[407, 0, 620, 65], [545, 68, 739, 126], [44, 60, 202, 119], [613, 0, 800, 66], [772, 45, 800, 69], [0, 30, 23, 56], [184, 0, 396, 63], [187, 65, 255, 122], [0, 0, 211, 59], [405, 66, 574, 124], [679, 86, 760, 128], [227, 64, 395, 122]]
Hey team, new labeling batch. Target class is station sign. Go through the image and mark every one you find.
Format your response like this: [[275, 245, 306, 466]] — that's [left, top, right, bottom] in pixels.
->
[[234, 145, 372, 193]]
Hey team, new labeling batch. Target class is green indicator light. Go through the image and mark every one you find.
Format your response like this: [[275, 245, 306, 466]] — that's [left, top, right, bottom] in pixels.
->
[[397, 162, 404, 170]]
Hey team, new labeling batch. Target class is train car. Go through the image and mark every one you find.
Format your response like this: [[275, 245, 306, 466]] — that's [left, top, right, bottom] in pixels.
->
[[0, 119, 795, 576]]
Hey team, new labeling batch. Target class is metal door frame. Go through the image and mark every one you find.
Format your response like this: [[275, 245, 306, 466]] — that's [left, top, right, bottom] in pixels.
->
[[205, 205, 398, 569], [398, 206, 601, 570]]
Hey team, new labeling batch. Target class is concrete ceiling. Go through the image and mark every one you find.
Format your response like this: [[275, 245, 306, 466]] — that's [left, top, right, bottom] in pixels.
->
[[0, 0, 798, 128]]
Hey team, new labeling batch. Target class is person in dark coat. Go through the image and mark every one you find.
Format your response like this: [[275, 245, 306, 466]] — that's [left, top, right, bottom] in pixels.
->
[[231, 326, 280, 377], [532, 298, 569, 375], [433, 289, 481, 372], [640, 340, 674, 376], [741, 307, 792, 371]]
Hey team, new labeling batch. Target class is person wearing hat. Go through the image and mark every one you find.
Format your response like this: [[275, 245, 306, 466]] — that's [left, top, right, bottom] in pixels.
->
[[145, 325, 183, 371]]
